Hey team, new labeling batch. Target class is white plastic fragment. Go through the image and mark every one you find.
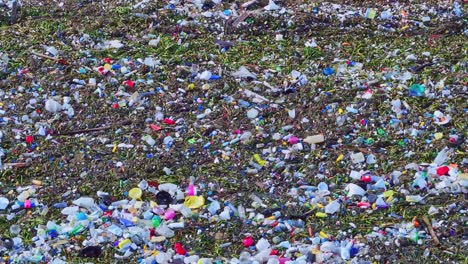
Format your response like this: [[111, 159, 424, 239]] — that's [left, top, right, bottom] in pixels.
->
[[350, 152, 365, 164], [105, 40, 124, 49], [247, 108, 259, 119], [345, 183, 366, 197], [232, 66, 257, 79], [325, 200, 341, 214], [45, 99, 62, 113], [0, 197, 9, 210], [264, 0, 280, 11], [303, 134, 324, 144]]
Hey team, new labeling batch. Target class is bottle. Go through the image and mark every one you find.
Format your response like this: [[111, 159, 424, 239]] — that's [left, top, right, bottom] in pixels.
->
[[219, 207, 231, 220], [152, 216, 162, 228], [107, 224, 123, 236], [187, 176, 196, 196], [325, 200, 340, 214], [14, 199, 36, 209], [167, 222, 185, 229], [53, 202, 67, 208], [70, 224, 85, 236], [225, 201, 238, 215], [207, 199, 220, 215], [155, 223, 175, 238], [45, 99, 62, 113], [142, 135, 156, 146], [61, 206, 79, 215], [0, 197, 9, 210], [433, 147, 449, 166], [72, 197, 96, 209], [454, 2, 462, 17], [255, 238, 271, 251], [10, 225, 21, 235], [238, 204, 246, 219]]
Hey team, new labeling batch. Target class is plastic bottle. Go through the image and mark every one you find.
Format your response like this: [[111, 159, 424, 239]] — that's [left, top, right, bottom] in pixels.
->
[[111, 199, 129, 207], [434, 147, 450, 166], [325, 200, 340, 214], [256, 238, 271, 251], [10, 224, 21, 235], [276, 241, 291, 248], [409, 84, 425, 96], [164, 209, 176, 220], [107, 224, 123, 236], [187, 176, 196, 196], [247, 108, 259, 119], [199, 70, 212, 80], [167, 222, 184, 229], [454, 2, 462, 17], [303, 134, 324, 144], [152, 215, 162, 228], [73, 197, 96, 208], [142, 135, 156, 146], [207, 199, 220, 215], [70, 224, 85, 236], [350, 152, 365, 164], [45, 99, 62, 113], [340, 241, 353, 260], [0, 197, 9, 210], [323, 67, 335, 76], [366, 154, 377, 164], [225, 201, 238, 215], [219, 207, 231, 220], [238, 204, 246, 219], [345, 183, 366, 197], [60, 206, 79, 217], [155, 223, 175, 238], [406, 195, 424, 203], [170, 204, 192, 217]]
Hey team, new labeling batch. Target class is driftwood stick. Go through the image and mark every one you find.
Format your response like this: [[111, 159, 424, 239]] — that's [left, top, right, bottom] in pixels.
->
[[31, 51, 59, 61], [232, 11, 250, 28], [56, 120, 132, 136], [10, 0, 18, 24], [4, 162, 30, 168], [422, 215, 440, 246]]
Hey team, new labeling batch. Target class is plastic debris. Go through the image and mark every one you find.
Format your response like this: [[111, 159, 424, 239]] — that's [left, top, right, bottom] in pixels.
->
[[0, 1, 465, 263]]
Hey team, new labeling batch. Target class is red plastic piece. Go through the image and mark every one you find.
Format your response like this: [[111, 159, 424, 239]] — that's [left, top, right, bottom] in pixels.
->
[[361, 175, 372, 183], [25, 135, 34, 144], [163, 118, 176, 125], [124, 80, 135, 88], [436, 166, 449, 176], [174, 243, 187, 255], [243, 237, 254, 247]]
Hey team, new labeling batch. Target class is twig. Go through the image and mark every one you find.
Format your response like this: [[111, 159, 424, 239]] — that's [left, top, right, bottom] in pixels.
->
[[410, 63, 435, 73], [56, 120, 132, 136], [422, 215, 440, 246], [31, 51, 60, 61], [4, 162, 30, 168], [232, 11, 250, 28], [10, 0, 18, 24]]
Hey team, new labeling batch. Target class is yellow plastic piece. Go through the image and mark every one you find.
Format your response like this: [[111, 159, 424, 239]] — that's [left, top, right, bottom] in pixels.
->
[[129, 188, 142, 200], [315, 212, 327, 218], [184, 196, 205, 209], [253, 154, 266, 166], [319, 230, 329, 239], [336, 154, 344, 162], [118, 239, 132, 249]]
